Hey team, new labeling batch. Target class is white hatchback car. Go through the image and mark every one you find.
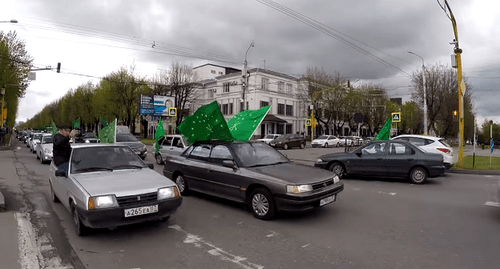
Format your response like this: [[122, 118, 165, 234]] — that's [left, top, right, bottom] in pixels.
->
[[256, 134, 282, 145], [392, 134, 454, 170], [312, 135, 340, 148]]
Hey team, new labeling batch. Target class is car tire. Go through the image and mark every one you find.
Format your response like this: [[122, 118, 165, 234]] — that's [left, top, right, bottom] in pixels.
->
[[50, 182, 60, 203], [70, 201, 88, 236], [324, 143, 328, 148], [329, 162, 345, 179], [175, 174, 188, 195], [155, 154, 164, 165], [336, 142, 340, 147], [283, 143, 289, 150], [409, 167, 427, 184], [300, 143, 305, 149], [249, 188, 276, 220]]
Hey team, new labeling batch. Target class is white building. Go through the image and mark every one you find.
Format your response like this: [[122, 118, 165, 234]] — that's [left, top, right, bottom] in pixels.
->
[[192, 64, 309, 139]]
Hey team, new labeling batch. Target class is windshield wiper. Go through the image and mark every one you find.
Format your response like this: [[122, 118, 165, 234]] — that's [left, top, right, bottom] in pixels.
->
[[112, 164, 144, 170], [75, 167, 113, 172], [247, 163, 271, 168]]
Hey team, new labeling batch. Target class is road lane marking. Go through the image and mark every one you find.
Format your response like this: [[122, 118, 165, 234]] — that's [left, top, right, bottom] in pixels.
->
[[169, 225, 264, 269], [484, 201, 500, 207]]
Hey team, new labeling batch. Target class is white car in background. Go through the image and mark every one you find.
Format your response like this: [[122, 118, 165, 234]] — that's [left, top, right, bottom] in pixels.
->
[[256, 134, 282, 145], [392, 134, 454, 170], [36, 134, 53, 164], [312, 135, 340, 148]]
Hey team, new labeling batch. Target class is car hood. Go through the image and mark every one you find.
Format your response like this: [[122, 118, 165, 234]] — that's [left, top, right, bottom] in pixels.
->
[[40, 144, 53, 149], [245, 162, 335, 184], [116, 141, 144, 149], [72, 168, 175, 197], [318, 152, 353, 159]]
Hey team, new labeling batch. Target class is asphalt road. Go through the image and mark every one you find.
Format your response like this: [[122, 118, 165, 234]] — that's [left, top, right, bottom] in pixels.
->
[[7, 139, 500, 269]]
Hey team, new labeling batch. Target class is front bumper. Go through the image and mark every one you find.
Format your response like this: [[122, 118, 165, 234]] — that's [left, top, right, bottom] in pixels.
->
[[314, 162, 330, 170], [274, 182, 344, 212], [311, 143, 323, 148], [77, 197, 182, 229]]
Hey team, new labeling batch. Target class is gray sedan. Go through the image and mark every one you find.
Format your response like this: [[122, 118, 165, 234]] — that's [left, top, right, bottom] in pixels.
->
[[49, 144, 182, 235], [36, 134, 53, 164]]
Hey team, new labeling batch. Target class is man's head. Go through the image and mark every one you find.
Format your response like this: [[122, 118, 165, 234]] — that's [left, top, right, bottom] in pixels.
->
[[59, 124, 71, 136]]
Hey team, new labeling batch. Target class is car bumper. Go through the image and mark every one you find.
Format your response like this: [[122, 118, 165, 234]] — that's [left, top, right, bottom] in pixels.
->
[[314, 162, 330, 170], [77, 197, 182, 229], [311, 144, 323, 148], [428, 165, 446, 177], [42, 154, 53, 161], [444, 162, 452, 170], [274, 182, 344, 212]]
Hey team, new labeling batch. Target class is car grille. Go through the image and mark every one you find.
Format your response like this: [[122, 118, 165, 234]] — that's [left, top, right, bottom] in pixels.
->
[[312, 179, 334, 190], [116, 192, 157, 208]]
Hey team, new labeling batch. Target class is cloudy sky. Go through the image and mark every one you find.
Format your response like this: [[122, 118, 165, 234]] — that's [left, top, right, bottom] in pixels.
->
[[2, 0, 499, 126]]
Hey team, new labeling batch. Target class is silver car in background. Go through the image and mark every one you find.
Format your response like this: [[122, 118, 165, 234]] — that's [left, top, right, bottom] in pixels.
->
[[36, 134, 53, 164], [29, 132, 43, 153], [49, 144, 182, 236], [154, 134, 188, 164]]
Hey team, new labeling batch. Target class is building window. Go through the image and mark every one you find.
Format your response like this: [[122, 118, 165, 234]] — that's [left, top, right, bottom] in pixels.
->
[[286, 83, 293, 94], [223, 83, 230, 93], [208, 89, 214, 98], [222, 104, 229, 115], [211, 70, 216, 74], [219, 71, 223, 75], [278, 81, 284, 93], [286, 105, 293, 116], [286, 124, 292, 134], [240, 101, 248, 112], [277, 124, 284, 134], [262, 78, 269, 90], [229, 103, 233, 114], [278, 103, 285, 115], [260, 101, 269, 108]]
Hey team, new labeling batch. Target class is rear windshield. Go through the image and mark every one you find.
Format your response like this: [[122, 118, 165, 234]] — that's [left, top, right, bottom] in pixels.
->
[[42, 136, 53, 143], [116, 133, 138, 142], [438, 138, 451, 148]]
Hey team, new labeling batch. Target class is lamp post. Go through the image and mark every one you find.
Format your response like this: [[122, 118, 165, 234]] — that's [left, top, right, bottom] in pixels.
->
[[242, 41, 254, 111], [408, 51, 428, 135]]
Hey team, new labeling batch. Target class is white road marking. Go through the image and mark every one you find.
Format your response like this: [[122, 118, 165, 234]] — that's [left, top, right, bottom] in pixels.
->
[[353, 188, 396, 196], [169, 225, 264, 269], [266, 231, 277, 238], [484, 201, 500, 207], [16, 212, 72, 269], [301, 243, 310, 248]]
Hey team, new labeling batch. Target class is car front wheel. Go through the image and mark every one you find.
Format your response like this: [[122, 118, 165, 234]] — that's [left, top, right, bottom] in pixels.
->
[[329, 162, 345, 179], [283, 143, 289, 150], [155, 154, 164, 165], [324, 143, 328, 148], [249, 188, 276, 220], [175, 174, 188, 195], [70, 201, 88, 236], [300, 143, 305, 149], [409, 167, 427, 184]]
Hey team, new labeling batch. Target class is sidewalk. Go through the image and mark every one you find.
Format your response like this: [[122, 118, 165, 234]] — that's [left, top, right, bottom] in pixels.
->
[[0, 142, 22, 269]]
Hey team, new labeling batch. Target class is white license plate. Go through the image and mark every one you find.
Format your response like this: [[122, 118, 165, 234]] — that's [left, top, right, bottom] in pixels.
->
[[320, 195, 336, 206], [124, 205, 158, 217]]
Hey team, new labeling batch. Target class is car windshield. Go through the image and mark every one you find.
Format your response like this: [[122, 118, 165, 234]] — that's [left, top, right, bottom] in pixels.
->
[[264, 134, 278, 139], [116, 133, 138, 142], [34, 134, 42, 140], [70, 146, 146, 174], [42, 136, 53, 143], [438, 138, 451, 148], [317, 135, 329, 139], [281, 134, 293, 139], [232, 142, 290, 167]]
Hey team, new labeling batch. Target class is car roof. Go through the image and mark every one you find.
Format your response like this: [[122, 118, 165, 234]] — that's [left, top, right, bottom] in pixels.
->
[[70, 143, 128, 149], [392, 134, 441, 141]]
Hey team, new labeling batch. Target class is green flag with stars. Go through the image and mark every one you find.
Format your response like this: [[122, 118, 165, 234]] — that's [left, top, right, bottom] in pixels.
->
[[375, 117, 392, 141], [154, 118, 165, 154], [227, 106, 271, 141], [177, 101, 234, 145]]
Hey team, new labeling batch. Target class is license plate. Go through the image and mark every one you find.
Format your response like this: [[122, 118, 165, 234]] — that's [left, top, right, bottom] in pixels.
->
[[320, 195, 336, 206], [124, 205, 158, 217]]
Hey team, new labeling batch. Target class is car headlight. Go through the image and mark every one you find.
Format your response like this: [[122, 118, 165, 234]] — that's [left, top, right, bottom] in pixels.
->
[[88, 195, 118, 210], [333, 175, 340, 184], [84, 140, 90, 143], [158, 186, 180, 200], [316, 158, 323, 163], [278, 141, 283, 144], [287, 184, 313, 194]]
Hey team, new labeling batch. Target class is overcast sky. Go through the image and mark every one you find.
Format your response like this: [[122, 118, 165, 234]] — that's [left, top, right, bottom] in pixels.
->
[[2, 0, 500, 126]]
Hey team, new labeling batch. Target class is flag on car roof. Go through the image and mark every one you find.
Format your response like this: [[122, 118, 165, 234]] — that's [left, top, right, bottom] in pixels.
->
[[50, 121, 58, 136], [375, 117, 392, 141], [98, 118, 116, 143], [227, 106, 271, 141], [177, 101, 233, 145], [154, 118, 165, 154], [72, 118, 80, 129]]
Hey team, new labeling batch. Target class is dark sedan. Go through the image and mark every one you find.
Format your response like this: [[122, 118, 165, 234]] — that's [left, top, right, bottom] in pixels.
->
[[269, 134, 307, 149], [314, 140, 445, 184], [163, 141, 344, 220]]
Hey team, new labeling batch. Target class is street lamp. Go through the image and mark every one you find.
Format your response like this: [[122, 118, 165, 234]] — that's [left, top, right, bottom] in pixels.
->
[[408, 51, 428, 135], [242, 41, 254, 111]]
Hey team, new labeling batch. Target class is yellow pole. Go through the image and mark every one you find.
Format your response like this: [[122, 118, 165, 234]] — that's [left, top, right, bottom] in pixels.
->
[[311, 107, 314, 142], [1, 93, 4, 128]]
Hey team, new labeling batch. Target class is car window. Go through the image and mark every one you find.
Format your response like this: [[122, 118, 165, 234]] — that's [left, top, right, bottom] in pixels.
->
[[318, 135, 328, 139], [189, 144, 212, 161], [232, 142, 289, 167], [70, 146, 146, 174], [172, 137, 184, 148], [389, 142, 414, 155], [438, 139, 451, 147], [361, 142, 387, 155], [209, 145, 233, 165], [157, 137, 165, 145], [163, 137, 173, 146], [42, 136, 53, 144]]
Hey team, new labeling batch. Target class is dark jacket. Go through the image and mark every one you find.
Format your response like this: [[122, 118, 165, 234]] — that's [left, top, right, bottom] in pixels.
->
[[53, 133, 71, 166]]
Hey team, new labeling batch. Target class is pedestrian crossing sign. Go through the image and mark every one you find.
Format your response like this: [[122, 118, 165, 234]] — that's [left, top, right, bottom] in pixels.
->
[[391, 112, 401, 123], [168, 107, 177, 117], [305, 119, 311, 126]]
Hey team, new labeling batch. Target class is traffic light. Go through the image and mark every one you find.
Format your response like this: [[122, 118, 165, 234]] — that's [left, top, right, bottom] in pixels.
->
[[452, 110, 458, 122]]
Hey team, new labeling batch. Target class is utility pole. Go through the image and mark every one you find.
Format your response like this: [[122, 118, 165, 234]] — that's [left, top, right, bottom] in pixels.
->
[[443, 0, 465, 167], [242, 41, 254, 111], [407, 51, 427, 135]]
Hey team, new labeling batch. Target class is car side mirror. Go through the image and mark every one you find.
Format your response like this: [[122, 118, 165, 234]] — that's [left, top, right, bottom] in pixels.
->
[[55, 169, 67, 177], [222, 160, 236, 169]]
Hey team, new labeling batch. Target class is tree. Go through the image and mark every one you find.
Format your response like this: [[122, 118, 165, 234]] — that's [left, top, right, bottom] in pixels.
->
[[410, 64, 474, 139]]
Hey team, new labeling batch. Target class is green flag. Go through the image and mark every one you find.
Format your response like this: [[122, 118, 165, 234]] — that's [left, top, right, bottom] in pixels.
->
[[72, 119, 80, 129], [375, 117, 392, 141], [154, 118, 165, 154], [227, 106, 271, 141], [177, 101, 233, 145], [98, 118, 116, 143], [50, 121, 58, 136], [100, 116, 108, 128]]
